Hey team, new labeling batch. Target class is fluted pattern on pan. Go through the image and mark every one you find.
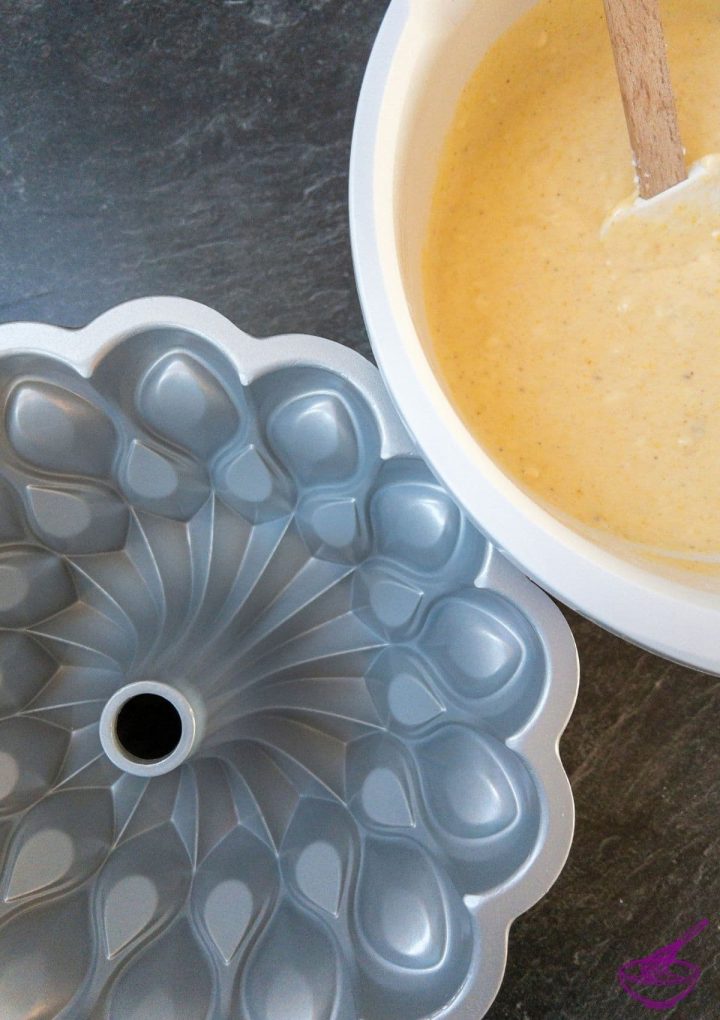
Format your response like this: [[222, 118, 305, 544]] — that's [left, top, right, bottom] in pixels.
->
[[0, 329, 549, 1020]]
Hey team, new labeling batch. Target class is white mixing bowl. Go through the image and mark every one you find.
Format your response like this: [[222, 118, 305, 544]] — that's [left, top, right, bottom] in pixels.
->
[[350, 0, 719, 674]]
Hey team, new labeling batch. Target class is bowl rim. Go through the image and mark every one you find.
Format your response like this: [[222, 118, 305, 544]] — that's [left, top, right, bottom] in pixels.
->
[[349, 0, 719, 676]]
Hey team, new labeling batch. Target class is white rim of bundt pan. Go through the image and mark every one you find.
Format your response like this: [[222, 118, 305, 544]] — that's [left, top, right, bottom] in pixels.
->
[[0, 297, 579, 1019]]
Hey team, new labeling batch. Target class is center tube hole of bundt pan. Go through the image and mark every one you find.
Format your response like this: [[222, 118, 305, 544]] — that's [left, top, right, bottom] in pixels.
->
[[99, 681, 201, 777], [115, 693, 182, 762]]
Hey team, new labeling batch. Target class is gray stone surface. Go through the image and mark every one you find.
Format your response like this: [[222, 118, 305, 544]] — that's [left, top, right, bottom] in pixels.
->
[[1, 1, 718, 1017]]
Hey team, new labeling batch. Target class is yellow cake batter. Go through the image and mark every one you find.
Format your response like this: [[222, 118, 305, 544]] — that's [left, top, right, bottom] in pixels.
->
[[423, 0, 720, 560]]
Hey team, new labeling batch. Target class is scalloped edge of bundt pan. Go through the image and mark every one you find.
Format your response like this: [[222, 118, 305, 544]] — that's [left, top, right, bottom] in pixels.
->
[[0, 297, 578, 1020]]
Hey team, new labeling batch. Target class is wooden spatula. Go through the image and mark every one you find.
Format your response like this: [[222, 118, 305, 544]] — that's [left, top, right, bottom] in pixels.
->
[[603, 0, 686, 198]]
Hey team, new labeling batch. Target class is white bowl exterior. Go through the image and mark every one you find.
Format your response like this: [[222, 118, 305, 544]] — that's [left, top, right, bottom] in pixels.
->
[[350, 0, 720, 674]]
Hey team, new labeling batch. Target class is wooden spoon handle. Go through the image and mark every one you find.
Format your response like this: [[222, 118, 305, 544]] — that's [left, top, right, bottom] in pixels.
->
[[603, 0, 686, 198]]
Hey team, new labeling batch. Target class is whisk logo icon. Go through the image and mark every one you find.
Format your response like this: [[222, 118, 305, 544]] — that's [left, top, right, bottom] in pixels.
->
[[617, 919, 709, 1010]]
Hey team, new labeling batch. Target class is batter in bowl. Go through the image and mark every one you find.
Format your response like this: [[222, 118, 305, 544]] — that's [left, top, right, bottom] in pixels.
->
[[423, 0, 720, 561]]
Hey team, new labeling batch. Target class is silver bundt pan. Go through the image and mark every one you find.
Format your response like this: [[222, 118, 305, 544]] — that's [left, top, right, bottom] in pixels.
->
[[0, 297, 578, 1020]]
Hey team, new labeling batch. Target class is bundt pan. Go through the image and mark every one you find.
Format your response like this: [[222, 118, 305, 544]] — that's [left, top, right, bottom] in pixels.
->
[[0, 297, 577, 1020]]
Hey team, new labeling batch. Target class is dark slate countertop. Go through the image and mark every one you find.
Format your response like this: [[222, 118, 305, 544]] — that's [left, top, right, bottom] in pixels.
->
[[2, 1, 718, 1016]]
